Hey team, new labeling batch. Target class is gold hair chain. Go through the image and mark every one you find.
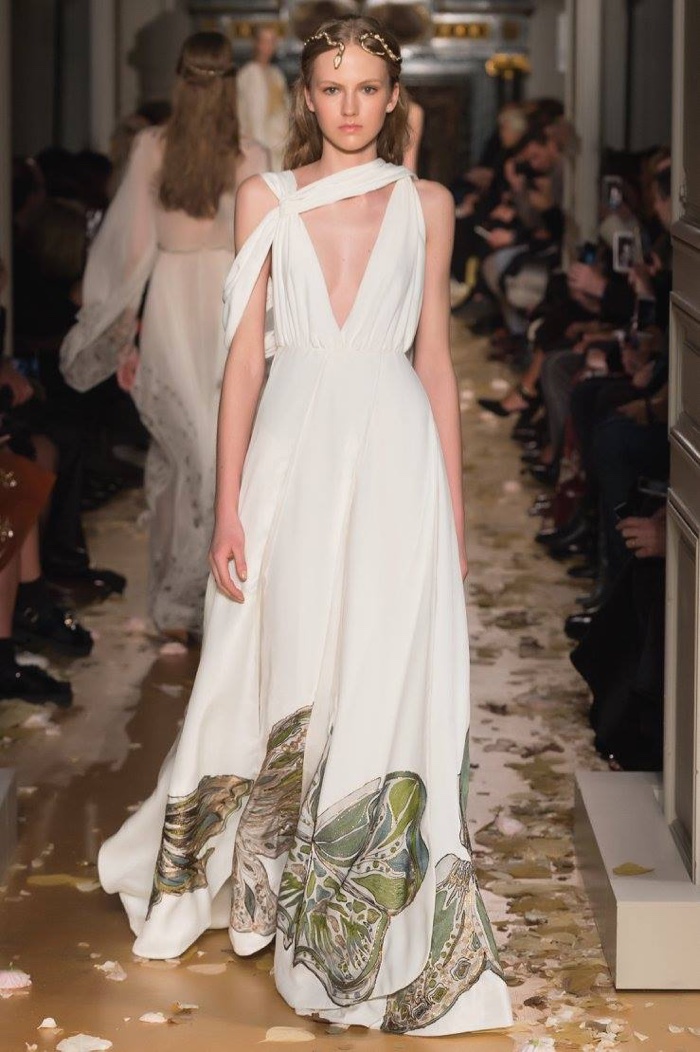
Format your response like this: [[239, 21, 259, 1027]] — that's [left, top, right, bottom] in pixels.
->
[[304, 29, 400, 69]]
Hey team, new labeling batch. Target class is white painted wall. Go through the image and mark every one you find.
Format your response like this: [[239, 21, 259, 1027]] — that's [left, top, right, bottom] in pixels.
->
[[526, 0, 566, 102], [117, 0, 191, 118]]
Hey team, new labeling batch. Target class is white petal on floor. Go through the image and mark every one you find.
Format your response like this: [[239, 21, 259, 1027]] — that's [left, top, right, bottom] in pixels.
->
[[159, 641, 188, 656], [56, 1036, 113, 1052], [0, 969, 31, 991], [186, 963, 227, 975], [490, 378, 511, 391], [139, 1012, 169, 1024], [94, 960, 127, 982], [38, 1018, 59, 1029], [263, 1027, 316, 1043]]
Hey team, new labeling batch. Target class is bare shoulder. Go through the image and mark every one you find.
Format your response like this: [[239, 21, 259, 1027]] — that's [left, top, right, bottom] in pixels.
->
[[235, 173, 277, 222], [415, 179, 454, 218]]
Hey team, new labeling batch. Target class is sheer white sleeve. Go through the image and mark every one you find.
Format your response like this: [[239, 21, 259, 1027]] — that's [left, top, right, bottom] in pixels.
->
[[60, 129, 159, 391]]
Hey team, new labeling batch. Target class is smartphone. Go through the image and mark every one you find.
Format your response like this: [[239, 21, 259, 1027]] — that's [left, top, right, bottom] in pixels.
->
[[601, 175, 623, 211]]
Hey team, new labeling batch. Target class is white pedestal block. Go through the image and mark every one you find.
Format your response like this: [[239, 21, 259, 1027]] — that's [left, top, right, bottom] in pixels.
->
[[0, 767, 17, 881], [575, 770, 700, 989]]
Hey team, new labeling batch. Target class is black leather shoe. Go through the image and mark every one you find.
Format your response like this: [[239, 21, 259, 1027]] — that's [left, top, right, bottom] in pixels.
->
[[512, 425, 537, 445], [44, 564, 126, 597], [576, 581, 612, 610], [13, 603, 94, 658], [565, 611, 596, 642], [567, 561, 598, 580], [528, 462, 558, 486], [0, 660, 72, 706]]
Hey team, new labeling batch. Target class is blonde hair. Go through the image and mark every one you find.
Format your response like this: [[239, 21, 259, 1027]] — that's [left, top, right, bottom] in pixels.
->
[[159, 32, 239, 218], [284, 15, 409, 170]]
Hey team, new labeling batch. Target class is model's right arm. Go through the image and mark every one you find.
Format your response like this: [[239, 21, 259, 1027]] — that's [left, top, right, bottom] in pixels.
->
[[209, 175, 275, 601]]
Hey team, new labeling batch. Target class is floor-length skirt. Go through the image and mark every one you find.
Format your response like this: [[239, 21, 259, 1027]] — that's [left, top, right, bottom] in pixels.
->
[[133, 248, 232, 632], [99, 342, 513, 1035]]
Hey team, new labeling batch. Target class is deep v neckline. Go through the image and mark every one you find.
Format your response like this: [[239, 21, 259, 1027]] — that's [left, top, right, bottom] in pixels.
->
[[295, 177, 401, 336]]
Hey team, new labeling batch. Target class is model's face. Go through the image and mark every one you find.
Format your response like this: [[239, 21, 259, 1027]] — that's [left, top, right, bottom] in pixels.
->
[[255, 28, 278, 63], [305, 44, 399, 157]]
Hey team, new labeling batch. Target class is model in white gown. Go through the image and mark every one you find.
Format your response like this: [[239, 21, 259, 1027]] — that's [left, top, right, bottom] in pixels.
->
[[97, 158, 512, 1036], [60, 128, 268, 633]]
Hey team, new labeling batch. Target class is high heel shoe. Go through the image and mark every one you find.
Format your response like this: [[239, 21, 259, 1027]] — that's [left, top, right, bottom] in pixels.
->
[[478, 383, 540, 419]]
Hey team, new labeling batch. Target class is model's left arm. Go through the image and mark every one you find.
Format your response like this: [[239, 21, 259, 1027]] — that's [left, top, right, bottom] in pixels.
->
[[413, 181, 468, 579]]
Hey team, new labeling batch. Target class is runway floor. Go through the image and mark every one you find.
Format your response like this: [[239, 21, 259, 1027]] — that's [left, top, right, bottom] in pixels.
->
[[1, 322, 698, 1051]]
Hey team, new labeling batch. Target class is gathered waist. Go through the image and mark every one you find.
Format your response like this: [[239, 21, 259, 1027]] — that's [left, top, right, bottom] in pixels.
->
[[274, 342, 411, 358]]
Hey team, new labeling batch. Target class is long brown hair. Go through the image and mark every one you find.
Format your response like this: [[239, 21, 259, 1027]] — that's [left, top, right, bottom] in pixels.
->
[[284, 15, 409, 170], [159, 32, 240, 218]]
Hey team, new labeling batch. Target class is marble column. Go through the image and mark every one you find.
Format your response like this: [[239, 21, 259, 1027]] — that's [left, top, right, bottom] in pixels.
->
[[570, 0, 603, 243], [89, 0, 117, 153]]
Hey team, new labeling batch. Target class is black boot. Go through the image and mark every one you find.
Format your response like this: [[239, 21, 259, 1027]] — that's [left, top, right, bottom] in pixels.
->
[[13, 579, 94, 658], [0, 640, 72, 706]]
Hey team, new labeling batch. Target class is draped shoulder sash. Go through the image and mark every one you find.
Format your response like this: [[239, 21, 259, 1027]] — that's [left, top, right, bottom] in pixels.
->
[[221, 160, 414, 361]]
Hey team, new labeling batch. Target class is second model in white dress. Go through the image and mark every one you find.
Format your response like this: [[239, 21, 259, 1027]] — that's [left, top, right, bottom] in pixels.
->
[[60, 129, 268, 632], [98, 160, 513, 1036]]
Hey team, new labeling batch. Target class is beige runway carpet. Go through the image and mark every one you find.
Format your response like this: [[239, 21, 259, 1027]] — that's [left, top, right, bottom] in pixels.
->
[[1, 322, 698, 1051]]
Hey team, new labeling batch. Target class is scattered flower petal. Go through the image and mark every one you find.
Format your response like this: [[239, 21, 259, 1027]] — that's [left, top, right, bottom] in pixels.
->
[[38, 1018, 59, 1029], [139, 1012, 169, 1024], [56, 1036, 113, 1052], [186, 963, 226, 975], [94, 960, 127, 982], [159, 641, 187, 656], [0, 968, 31, 991], [124, 617, 149, 635], [612, 862, 654, 876], [263, 1027, 316, 1043]]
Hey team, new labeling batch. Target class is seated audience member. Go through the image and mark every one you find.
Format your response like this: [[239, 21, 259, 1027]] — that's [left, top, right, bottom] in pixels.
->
[[570, 506, 666, 771], [12, 164, 127, 595]]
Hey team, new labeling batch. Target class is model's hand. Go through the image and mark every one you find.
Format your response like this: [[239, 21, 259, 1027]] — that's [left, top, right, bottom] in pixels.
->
[[116, 346, 139, 392], [209, 515, 247, 602]]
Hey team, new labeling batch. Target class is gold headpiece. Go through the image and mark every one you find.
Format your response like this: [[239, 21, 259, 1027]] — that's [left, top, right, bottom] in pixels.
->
[[358, 31, 401, 65], [181, 61, 236, 79], [303, 30, 346, 69], [303, 29, 401, 69]]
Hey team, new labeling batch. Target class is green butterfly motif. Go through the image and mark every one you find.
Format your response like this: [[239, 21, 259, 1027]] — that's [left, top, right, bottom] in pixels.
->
[[382, 852, 505, 1032], [278, 756, 429, 1006]]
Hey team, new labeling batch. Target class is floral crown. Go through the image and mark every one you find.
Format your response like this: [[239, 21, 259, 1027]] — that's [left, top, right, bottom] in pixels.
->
[[303, 29, 401, 70]]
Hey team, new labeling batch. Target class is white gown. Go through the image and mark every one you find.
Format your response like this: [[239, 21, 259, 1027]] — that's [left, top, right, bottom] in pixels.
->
[[60, 128, 268, 632], [236, 61, 290, 172], [98, 160, 513, 1037]]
